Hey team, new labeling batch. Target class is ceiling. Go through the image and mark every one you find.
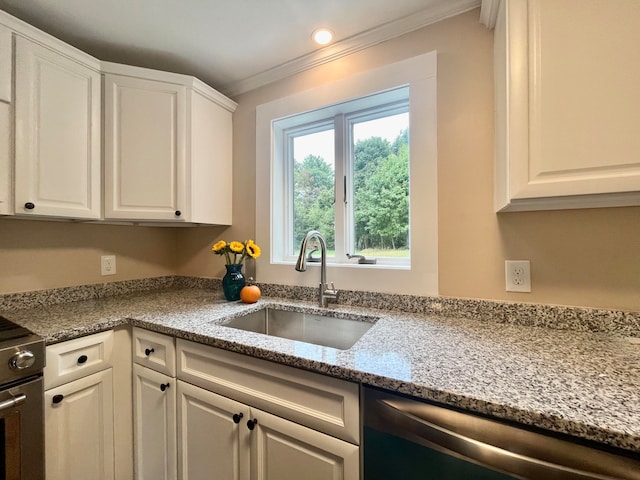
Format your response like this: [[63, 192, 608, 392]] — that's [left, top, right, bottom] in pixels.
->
[[0, 0, 480, 97]]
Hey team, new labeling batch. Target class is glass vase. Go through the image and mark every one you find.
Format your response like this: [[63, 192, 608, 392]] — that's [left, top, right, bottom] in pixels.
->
[[222, 264, 246, 301]]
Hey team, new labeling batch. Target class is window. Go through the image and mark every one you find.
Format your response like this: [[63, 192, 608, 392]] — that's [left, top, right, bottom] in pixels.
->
[[256, 51, 437, 295], [274, 87, 410, 266]]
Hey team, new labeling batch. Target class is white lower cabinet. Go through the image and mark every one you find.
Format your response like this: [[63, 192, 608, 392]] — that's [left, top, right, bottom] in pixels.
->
[[250, 406, 359, 480], [133, 363, 177, 480], [130, 331, 361, 480], [177, 379, 359, 480], [177, 380, 250, 480], [45, 369, 115, 480]]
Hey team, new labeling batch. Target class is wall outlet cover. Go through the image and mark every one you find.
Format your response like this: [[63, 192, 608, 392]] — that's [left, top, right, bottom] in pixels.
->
[[505, 260, 531, 292], [101, 255, 116, 276]]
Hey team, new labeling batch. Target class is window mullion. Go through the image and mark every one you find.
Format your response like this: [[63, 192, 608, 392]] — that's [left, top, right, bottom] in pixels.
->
[[333, 113, 346, 262]]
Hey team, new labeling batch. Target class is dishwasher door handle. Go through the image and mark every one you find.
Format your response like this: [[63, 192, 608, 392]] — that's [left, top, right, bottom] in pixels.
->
[[365, 390, 640, 480]]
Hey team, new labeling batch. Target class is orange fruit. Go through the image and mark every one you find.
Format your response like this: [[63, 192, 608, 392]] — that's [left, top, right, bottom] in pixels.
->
[[240, 285, 261, 304]]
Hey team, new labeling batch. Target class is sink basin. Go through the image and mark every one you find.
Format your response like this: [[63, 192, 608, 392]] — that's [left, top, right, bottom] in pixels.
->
[[224, 308, 376, 350]]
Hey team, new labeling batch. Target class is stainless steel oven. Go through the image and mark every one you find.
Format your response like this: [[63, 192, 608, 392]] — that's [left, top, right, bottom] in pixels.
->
[[364, 386, 640, 480], [0, 316, 45, 480]]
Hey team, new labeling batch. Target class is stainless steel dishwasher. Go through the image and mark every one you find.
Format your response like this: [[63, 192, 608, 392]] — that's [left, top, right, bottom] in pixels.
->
[[363, 386, 640, 480]]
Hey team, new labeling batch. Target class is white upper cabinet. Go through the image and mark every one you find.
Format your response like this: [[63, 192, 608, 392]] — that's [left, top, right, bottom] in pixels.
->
[[14, 35, 101, 219], [103, 63, 236, 224], [0, 9, 236, 225], [486, 0, 640, 211], [0, 23, 12, 215], [0, 23, 11, 103], [0, 101, 10, 216]]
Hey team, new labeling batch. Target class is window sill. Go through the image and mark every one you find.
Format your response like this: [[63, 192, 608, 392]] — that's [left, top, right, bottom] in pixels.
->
[[271, 260, 411, 271]]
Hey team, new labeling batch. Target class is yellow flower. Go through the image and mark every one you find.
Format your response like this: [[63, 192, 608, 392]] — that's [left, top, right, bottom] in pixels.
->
[[212, 240, 227, 253], [246, 240, 261, 259], [229, 241, 244, 253]]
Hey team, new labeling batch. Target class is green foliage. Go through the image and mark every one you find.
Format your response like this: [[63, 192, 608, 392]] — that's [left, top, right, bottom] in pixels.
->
[[354, 129, 409, 250], [293, 155, 335, 248], [293, 129, 409, 253]]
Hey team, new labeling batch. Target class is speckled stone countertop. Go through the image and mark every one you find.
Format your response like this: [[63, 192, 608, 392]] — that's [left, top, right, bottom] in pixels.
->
[[3, 286, 640, 455]]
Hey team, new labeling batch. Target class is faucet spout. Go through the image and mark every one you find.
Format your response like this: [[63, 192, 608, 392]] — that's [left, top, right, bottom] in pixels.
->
[[295, 230, 338, 307], [295, 230, 322, 272]]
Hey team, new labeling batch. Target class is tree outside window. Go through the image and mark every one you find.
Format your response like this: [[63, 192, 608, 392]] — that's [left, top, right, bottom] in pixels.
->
[[285, 92, 410, 264]]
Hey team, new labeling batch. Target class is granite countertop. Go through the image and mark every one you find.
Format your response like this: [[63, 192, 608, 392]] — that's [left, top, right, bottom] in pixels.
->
[[4, 287, 640, 454]]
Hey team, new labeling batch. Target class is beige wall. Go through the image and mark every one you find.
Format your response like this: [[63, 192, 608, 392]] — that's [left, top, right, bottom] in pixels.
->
[[0, 219, 178, 293], [1, 9, 638, 311], [180, 8, 640, 311]]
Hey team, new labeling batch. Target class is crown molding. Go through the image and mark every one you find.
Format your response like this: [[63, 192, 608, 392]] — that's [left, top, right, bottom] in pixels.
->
[[222, 0, 481, 97], [479, 0, 502, 29]]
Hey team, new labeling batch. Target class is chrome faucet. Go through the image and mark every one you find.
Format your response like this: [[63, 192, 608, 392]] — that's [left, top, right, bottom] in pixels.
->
[[295, 230, 338, 308]]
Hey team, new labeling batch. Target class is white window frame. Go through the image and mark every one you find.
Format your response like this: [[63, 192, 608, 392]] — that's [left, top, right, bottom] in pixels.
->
[[256, 51, 438, 296], [274, 89, 410, 266]]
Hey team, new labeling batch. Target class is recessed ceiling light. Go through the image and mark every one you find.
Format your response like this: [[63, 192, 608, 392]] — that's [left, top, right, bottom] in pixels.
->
[[312, 28, 334, 46]]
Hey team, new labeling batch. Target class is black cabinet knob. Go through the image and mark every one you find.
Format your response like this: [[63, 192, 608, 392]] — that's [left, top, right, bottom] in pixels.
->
[[160, 383, 170, 392], [232, 413, 243, 424], [247, 418, 258, 431], [144, 348, 154, 356], [24, 202, 35, 210], [52, 394, 64, 405], [77, 355, 88, 364], [175, 210, 182, 217]]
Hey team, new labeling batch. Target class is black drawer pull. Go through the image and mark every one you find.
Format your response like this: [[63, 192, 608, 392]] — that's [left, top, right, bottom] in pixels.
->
[[160, 383, 170, 392], [24, 202, 35, 210], [233, 413, 243, 424], [144, 348, 154, 356], [175, 210, 181, 217], [77, 355, 88, 364], [247, 418, 258, 431], [52, 394, 64, 405]]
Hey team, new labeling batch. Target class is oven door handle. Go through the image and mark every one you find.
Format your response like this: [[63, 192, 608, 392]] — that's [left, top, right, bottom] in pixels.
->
[[367, 394, 640, 480], [0, 393, 27, 412]]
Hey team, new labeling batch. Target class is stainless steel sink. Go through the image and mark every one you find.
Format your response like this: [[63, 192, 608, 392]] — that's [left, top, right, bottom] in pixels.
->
[[224, 308, 376, 350]]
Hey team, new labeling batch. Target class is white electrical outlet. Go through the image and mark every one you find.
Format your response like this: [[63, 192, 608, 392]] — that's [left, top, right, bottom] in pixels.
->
[[505, 260, 531, 292], [101, 255, 116, 276]]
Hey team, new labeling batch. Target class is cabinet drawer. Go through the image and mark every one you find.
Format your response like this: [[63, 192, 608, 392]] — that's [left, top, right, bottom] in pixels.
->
[[44, 330, 114, 390], [133, 327, 176, 376], [177, 339, 360, 444]]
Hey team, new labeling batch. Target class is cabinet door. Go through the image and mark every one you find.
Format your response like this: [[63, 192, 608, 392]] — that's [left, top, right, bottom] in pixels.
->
[[104, 73, 187, 221], [250, 407, 359, 480], [0, 24, 11, 102], [177, 339, 360, 444], [14, 36, 101, 219], [133, 364, 176, 480], [45, 369, 114, 480], [188, 89, 233, 225], [177, 380, 250, 480], [0, 26, 10, 215], [495, 0, 640, 211], [0, 101, 10, 215]]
